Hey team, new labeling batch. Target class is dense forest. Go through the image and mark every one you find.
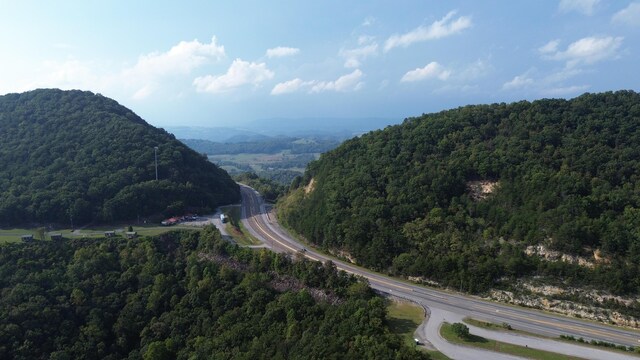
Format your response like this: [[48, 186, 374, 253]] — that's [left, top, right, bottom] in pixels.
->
[[0, 89, 239, 226], [0, 228, 427, 360], [279, 91, 640, 295]]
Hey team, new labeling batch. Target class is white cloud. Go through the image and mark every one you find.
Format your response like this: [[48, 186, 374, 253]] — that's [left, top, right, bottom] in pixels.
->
[[401, 62, 451, 82], [265, 46, 300, 58], [124, 37, 225, 79], [119, 36, 226, 98], [340, 43, 378, 68], [193, 59, 274, 93], [502, 74, 534, 90], [612, 2, 640, 26], [384, 11, 472, 52], [310, 69, 364, 93], [271, 78, 315, 95], [543, 36, 623, 67], [558, 0, 600, 15], [543, 84, 590, 96], [538, 39, 561, 54]]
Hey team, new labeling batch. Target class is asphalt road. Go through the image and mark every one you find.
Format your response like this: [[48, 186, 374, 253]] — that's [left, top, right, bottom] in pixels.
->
[[239, 184, 640, 357]]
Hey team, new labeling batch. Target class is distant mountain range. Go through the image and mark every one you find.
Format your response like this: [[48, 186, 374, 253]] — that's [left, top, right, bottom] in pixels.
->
[[165, 117, 399, 143]]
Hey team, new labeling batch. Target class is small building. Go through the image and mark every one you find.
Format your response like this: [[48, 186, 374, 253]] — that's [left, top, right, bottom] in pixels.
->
[[50, 233, 63, 241], [126, 231, 137, 239], [104, 231, 115, 238], [21, 234, 33, 242]]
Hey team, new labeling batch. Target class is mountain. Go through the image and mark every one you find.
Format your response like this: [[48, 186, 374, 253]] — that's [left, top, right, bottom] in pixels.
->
[[164, 126, 269, 143], [278, 91, 640, 295], [0, 89, 239, 226], [165, 117, 399, 143], [245, 117, 400, 138]]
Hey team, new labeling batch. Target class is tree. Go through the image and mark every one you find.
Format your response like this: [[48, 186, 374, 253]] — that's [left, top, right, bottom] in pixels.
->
[[451, 322, 470, 339]]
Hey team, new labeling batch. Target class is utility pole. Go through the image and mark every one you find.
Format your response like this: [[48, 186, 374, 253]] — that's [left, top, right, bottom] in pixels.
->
[[154, 146, 159, 180]]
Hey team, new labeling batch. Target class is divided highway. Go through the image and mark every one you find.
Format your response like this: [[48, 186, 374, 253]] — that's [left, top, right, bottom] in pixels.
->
[[239, 184, 640, 354]]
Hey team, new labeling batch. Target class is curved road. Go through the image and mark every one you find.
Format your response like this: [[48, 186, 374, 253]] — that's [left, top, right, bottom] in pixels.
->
[[239, 185, 640, 358]]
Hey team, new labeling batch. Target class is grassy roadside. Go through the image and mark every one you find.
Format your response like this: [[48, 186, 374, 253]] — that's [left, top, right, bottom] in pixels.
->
[[463, 317, 528, 334], [221, 205, 261, 246], [464, 317, 640, 357], [440, 322, 584, 360], [386, 301, 450, 360]]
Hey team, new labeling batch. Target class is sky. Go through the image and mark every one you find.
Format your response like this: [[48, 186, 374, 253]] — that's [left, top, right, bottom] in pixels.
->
[[1, 0, 639, 128]]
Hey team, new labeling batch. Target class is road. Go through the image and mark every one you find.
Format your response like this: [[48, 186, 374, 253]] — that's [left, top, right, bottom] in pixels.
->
[[239, 184, 640, 358]]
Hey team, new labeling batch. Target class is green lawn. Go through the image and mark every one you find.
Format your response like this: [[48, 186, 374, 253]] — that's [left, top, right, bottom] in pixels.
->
[[221, 205, 261, 246], [440, 322, 584, 360], [386, 301, 450, 359]]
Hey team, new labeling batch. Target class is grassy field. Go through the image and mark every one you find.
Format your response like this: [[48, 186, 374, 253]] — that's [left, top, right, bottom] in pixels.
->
[[209, 152, 317, 174], [386, 301, 450, 359], [221, 205, 261, 246], [387, 301, 424, 346], [440, 322, 584, 360]]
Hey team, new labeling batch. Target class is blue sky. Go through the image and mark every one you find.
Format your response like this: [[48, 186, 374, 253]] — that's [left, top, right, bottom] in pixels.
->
[[1, 0, 639, 128]]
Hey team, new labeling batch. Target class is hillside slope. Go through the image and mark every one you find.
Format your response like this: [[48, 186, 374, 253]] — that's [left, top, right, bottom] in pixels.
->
[[0, 228, 427, 359], [0, 89, 239, 226], [279, 91, 640, 295]]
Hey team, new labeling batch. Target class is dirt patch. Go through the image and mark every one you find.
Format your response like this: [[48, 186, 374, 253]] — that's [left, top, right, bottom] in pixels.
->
[[467, 180, 498, 201], [304, 178, 315, 195]]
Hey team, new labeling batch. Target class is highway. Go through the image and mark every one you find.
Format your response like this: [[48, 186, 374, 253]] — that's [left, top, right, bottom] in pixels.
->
[[239, 184, 640, 357]]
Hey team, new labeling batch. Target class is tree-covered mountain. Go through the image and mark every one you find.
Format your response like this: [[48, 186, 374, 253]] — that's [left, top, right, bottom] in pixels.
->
[[0, 228, 427, 360], [279, 91, 640, 295], [0, 89, 239, 226]]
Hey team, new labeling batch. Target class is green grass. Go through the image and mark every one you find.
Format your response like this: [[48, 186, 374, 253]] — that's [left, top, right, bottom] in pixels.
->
[[440, 323, 584, 360], [425, 350, 451, 360], [221, 206, 261, 246], [464, 317, 640, 357], [387, 301, 424, 346], [386, 301, 450, 359], [463, 318, 523, 333]]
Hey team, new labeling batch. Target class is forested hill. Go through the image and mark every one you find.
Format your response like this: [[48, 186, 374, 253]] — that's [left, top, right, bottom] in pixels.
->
[[0, 228, 427, 359], [279, 90, 640, 295], [0, 89, 239, 226]]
